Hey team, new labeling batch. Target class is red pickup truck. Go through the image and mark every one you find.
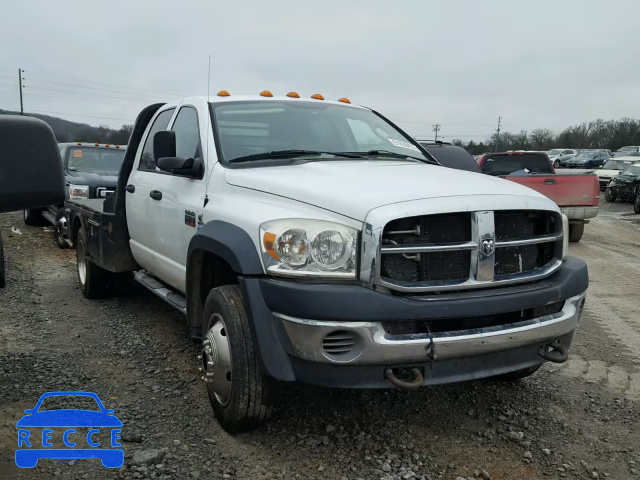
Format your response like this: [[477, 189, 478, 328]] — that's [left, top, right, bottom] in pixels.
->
[[476, 151, 599, 242]]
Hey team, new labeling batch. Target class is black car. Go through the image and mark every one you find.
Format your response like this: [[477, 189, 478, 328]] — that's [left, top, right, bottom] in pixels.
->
[[418, 141, 482, 173], [23, 143, 126, 247], [604, 164, 640, 203], [565, 150, 610, 168]]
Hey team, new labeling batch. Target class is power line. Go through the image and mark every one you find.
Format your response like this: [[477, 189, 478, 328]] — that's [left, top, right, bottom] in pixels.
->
[[25, 77, 180, 100], [23, 91, 150, 108], [26, 70, 186, 97], [24, 85, 167, 103]]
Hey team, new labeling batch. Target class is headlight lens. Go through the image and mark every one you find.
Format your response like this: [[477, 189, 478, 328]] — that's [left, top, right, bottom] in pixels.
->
[[69, 184, 89, 199], [260, 220, 358, 278], [562, 213, 569, 259]]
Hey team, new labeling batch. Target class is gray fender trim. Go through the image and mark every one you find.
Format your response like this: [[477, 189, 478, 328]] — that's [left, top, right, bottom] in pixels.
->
[[186, 221, 294, 381], [187, 220, 264, 276]]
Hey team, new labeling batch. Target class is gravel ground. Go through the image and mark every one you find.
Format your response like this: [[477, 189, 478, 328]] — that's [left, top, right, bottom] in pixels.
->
[[1, 201, 639, 480]]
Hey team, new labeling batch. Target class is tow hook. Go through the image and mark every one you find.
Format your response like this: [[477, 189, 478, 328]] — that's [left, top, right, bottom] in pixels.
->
[[384, 367, 424, 391], [538, 341, 569, 363]]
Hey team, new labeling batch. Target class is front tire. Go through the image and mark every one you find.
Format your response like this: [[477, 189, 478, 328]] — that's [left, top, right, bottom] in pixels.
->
[[201, 285, 270, 433], [23, 208, 43, 226], [568, 223, 584, 242], [76, 226, 112, 298], [553, 160, 560, 168], [634, 194, 640, 214], [604, 188, 616, 202]]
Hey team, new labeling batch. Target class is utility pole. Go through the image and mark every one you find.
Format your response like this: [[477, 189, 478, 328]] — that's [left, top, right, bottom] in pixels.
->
[[495, 116, 502, 152], [432, 123, 441, 142], [18, 68, 24, 115]]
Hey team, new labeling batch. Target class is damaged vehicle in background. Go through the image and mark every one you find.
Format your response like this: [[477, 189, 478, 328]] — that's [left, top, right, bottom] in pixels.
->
[[596, 158, 640, 191], [604, 163, 640, 203]]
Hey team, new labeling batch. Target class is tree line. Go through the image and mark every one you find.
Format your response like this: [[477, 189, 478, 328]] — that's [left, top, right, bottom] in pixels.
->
[[0, 109, 133, 145], [451, 118, 640, 155]]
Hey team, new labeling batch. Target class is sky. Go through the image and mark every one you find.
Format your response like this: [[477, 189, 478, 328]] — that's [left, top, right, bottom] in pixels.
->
[[1, 0, 639, 142]]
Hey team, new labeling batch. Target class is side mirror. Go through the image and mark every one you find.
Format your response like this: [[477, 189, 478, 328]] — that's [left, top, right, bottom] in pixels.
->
[[153, 130, 176, 162], [0, 116, 65, 213], [157, 156, 203, 178]]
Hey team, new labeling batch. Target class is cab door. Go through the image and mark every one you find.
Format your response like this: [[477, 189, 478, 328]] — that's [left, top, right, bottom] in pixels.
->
[[126, 107, 176, 273], [147, 105, 209, 293]]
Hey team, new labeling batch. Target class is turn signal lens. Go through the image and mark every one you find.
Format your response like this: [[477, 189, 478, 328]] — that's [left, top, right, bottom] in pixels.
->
[[260, 90, 273, 97], [217, 90, 230, 97], [263, 232, 279, 260], [311, 93, 324, 100], [286, 91, 300, 98], [338, 97, 351, 104]]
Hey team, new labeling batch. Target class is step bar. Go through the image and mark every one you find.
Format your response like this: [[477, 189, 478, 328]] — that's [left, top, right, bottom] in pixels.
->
[[133, 271, 187, 315]]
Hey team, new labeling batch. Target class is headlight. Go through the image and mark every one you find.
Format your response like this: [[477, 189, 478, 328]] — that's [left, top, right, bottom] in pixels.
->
[[69, 184, 89, 199], [260, 219, 358, 278], [562, 213, 569, 259]]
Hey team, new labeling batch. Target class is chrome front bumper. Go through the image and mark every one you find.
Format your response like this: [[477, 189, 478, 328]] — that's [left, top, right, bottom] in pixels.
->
[[277, 292, 586, 365]]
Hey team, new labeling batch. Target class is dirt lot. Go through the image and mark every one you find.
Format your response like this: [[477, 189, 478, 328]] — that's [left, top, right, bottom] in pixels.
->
[[1, 202, 639, 480]]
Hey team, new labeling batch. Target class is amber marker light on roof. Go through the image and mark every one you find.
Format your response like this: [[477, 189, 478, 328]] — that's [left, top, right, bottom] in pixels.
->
[[286, 92, 300, 98], [310, 94, 324, 100], [338, 97, 351, 104], [217, 90, 230, 97], [260, 90, 274, 97]]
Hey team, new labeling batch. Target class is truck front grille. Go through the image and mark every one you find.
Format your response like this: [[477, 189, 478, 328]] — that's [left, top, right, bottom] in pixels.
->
[[379, 210, 561, 291]]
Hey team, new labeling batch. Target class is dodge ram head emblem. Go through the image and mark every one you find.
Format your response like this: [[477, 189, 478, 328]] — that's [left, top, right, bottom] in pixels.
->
[[481, 238, 495, 256]]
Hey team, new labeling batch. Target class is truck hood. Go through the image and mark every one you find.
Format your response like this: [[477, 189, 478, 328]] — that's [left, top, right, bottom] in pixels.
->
[[66, 171, 118, 188], [225, 160, 549, 220]]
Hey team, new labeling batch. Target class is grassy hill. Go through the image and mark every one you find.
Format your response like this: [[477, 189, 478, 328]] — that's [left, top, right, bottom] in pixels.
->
[[0, 109, 132, 144]]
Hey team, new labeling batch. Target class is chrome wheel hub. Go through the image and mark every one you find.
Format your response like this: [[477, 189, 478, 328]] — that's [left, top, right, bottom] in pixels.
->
[[199, 314, 232, 406]]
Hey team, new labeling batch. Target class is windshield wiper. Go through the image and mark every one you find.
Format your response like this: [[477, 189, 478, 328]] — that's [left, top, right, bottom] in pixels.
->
[[348, 150, 438, 165], [230, 150, 363, 163]]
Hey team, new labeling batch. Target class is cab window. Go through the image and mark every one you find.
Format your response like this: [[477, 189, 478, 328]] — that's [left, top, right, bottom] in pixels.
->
[[138, 108, 175, 171]]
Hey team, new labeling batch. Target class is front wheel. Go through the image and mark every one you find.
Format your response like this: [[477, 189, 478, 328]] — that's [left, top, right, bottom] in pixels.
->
[[634, 194, 640, 214], [604, 188, 616, 202], [568, 223, 584, 242], [553, 160, 561, 168], [201, 285, 271, 433], [76, 226, 112, 298]]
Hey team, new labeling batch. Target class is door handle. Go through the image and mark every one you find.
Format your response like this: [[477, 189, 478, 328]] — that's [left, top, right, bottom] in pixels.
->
[[544, 179, 556, 185], [150, 190, 162, 200], [125, 184, 135, 193]]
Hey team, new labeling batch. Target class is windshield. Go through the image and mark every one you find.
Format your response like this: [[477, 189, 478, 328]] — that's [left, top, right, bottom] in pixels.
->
[[574, 152, 595, 159], [211, 101, 430, 164], [614, 151, 640, 158], [481, 153, 553, 176], [602, 160, 633, 170], [67, 147, 125, 175], [547, 149, 562, 155], [621, 166, 640, 176], [617, 146, 638, 153]]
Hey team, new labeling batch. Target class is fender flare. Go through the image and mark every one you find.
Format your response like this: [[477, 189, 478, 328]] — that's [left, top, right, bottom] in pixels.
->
[[186, 220, 263, 330]]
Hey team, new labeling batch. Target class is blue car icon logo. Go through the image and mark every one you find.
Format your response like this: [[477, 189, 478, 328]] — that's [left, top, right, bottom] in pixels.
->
[[15, 391, 123, 468]]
